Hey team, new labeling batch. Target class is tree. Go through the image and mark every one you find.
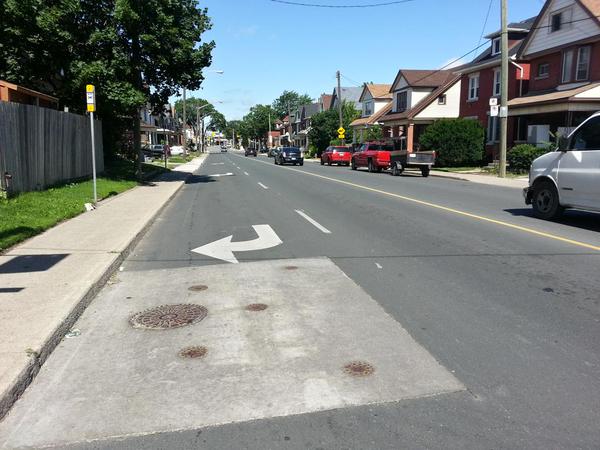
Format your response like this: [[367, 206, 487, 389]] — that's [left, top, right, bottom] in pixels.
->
[[0, 0, 215, 179], [308, 101, 360, 153], [272, 91, 313, 119], [419, 118, 485, 167], [242, 104, 274, 145]]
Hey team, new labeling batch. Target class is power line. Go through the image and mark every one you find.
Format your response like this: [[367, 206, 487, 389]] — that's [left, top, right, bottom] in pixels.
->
[[476, 0, 495, 55], [269, 0, 414, 7], [340, 74, 363, 87]]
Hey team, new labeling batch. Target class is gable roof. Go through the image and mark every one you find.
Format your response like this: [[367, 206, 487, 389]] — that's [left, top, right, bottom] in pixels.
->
[[518, 0, 600, 57], [302, 102, 320, 118], [390, 70, 455, 92], [484, 16, 537, 39], [331, 86, 363, 111], [350, 101, 392, 127], [320, 94, 333, 111], [366, 84, 393, 100], [379, 75, 461, 122]]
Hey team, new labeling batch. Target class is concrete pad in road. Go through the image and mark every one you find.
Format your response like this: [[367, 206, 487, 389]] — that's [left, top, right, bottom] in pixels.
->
[[0, 258, 463, 449]]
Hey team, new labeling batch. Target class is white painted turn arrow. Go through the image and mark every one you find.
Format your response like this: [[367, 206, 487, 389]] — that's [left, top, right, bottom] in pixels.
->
[[191, 225, 282, 264]]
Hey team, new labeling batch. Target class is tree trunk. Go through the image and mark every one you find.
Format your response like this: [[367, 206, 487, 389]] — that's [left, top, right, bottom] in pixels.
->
[[133, 110, 142, 181]]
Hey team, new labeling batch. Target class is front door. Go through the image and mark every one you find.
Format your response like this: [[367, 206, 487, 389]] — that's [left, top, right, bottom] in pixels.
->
[[558, 116, 600, 210]]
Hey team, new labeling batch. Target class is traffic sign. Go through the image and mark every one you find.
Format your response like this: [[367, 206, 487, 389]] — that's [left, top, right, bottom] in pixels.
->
[[86, 84, 95, 112], [337, 127, 345, 135], [338, 133, 345, 139], [489, 97, 498, 107], [490, 105, 499, 117]]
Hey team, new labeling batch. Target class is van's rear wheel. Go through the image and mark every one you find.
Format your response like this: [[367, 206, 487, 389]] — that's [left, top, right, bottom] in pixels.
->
[[532, 180, 563, 220]]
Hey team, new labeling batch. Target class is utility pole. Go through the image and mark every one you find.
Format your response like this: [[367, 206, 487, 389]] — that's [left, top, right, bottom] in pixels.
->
[[268, 111, 272, 148], [182, 87, 187, 153], [337, 70, 345, 145], [196, 107, 200, 150], [499, 0, 508, 178]]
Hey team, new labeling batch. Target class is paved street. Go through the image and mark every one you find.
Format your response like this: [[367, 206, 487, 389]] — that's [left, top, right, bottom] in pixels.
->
[[1, 147, 599, 449]]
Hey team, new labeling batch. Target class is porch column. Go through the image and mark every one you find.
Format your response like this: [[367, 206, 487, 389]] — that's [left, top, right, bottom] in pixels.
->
[[407, 123, 414, 152]]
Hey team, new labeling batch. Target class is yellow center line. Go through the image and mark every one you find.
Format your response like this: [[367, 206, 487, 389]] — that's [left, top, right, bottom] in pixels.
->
[[233, 154, 600, 252]]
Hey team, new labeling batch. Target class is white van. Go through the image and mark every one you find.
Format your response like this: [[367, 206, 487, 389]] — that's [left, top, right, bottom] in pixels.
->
[[524, 112, 600, 219]]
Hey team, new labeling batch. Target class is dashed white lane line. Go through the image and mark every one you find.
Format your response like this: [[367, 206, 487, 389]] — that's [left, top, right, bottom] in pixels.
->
[[295, 210, 331, 234], [375, 263, 383, 269], [211, 163, 225, 165], [244, 171, 249, 176], [258, 182, 269, 190]]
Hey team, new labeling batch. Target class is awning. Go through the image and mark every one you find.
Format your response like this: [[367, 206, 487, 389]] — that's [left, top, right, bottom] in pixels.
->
[[508, 82, 600, 115]]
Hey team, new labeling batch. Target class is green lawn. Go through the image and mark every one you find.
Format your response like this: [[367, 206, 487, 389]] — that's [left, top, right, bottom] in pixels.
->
[[0, 158, 167, 252]]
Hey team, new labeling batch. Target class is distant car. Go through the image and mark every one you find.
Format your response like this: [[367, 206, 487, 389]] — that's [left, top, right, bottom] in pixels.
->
[[269, 146, 281, 157], [275, 147, 303, 166], [170, 145, 184, 156], [143, 144, 170, 158], [245, 148, 257, 157], [220, 145, 227, 152], [321, 145, 353, 166], [260, 146, 269, 154]]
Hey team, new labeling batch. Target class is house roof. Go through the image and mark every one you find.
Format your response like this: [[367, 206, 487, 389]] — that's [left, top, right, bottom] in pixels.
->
[[453, 40, 524, 74], [519, 0, 600, 58], [350, 101, 392, 127], [507, 82, 600, 107], [303, 102, 320, 118], [390, 70, 456, 91], [379, 75, 461, 123], [366, 84, 393, 100], [331, 86, 363, 111], [484, 16, 536, 39], [0, 79, 59, 103]]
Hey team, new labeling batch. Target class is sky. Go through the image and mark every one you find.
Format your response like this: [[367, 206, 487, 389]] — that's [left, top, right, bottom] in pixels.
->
[[192, 0, 546, 121]]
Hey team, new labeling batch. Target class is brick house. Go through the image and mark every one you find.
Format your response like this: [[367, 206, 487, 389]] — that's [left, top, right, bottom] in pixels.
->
[[508, 0, 600, 145], [454, 17, 535, 160], [378, 70, 461, 151]]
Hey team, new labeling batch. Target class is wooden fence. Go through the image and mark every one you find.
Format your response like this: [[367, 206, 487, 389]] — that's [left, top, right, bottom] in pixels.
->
[[0, 102, 104, 195]]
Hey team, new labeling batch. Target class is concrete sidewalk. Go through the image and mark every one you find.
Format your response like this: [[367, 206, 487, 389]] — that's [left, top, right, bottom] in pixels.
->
[[431, 170, 528, 189], [0, 155, 207, 419]]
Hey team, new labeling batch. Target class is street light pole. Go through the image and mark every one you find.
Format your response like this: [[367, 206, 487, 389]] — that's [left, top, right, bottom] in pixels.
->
[[499, 0, 509, 178], [182, 87, 187, 153]]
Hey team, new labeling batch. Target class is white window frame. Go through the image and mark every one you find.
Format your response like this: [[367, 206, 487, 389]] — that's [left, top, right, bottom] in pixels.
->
[[549, 7, 573, 34], [363, 101, 373, 117], [468, 74, 480, 101], [537, 63, 550, 79], [396, 91, 408, 112], [562, 49, 574, 83], [437, 94, 446, 105], [576, 46, 591, 81], [493, 68, 501, 97], [491, 38, 501, 56], [487, 116, 500, 144]]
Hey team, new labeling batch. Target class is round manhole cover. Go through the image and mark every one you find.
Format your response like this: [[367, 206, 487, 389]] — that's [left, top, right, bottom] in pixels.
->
[[179, 346, 208, 359], [129, 304, 208, 330], [245, 303, 268, 312], [188, 285, 208, 292], [343, 361, 375, 377]]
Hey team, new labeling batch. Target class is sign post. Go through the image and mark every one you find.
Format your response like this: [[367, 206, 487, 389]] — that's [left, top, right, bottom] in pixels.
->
[[86, 84, 98, 205]]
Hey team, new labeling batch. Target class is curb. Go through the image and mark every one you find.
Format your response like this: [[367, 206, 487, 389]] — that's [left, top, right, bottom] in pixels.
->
[[0, 156, 208, 421]]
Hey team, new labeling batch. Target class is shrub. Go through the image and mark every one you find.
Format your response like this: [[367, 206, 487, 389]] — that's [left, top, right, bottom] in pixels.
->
[[507, 144, 551, 173], [419, 118, 485, 167]]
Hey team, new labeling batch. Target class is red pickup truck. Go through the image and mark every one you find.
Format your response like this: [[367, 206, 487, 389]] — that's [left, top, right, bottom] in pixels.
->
[[350, 141, 435, 177]]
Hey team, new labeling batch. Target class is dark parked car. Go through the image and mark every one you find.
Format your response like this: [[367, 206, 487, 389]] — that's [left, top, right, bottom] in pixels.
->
[[245, 148, 257, 157], [143, 144, 170, 158], [274, 147, 303, 166], [268, 147, 281, 158]]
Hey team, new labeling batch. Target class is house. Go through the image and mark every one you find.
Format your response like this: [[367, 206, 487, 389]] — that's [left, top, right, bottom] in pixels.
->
[[454, 17, 535, 160], [276, 116, 290, 146], [349, 83, 393, 143], [378, 70, 461, 151], [292, 102, 320, 148], [508, 0, 600, 146], [0, 80, 59, 109], [319, 93, 333, 112], [330, 86, 363, 113], [139, 104, 181, 147]]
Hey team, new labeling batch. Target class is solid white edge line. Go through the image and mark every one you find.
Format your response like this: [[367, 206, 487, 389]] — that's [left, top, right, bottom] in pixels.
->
[[258, 182, 269, 189], [295, 210, 331, 234]]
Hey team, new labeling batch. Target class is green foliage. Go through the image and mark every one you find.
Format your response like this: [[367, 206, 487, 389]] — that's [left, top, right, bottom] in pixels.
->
[[419, 118, 485, 167], [306, 145, 318, 158], [507, 144, 550, 173], [363, 125, 383, 142], [272, 91, 313, 119], [308, 101, 360, 152], [0, 0, 215, 158], [240, 104, 274, 143]]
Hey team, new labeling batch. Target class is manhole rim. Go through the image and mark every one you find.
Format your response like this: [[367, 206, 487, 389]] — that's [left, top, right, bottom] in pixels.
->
[[129, 303, 208, 330]]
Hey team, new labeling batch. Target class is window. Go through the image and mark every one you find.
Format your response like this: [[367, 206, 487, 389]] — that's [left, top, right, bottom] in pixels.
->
[[468, 74, 480, 100], [551, 12, 562, 32], [364, 101, 373, 116], [491, 38, 501, 56], [493, 69, 501, 96], [437, 94, 447, 105], [576, 46, 591, 81], [571, 116, 600, 150], [537, 63, 550, 78], [396, 91, 407, 112], [562, 49, 574, 83], [487, 116, 500, 143]]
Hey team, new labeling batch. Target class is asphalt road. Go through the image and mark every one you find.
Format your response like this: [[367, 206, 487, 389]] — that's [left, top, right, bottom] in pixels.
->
[[2, 147, 600, 449]]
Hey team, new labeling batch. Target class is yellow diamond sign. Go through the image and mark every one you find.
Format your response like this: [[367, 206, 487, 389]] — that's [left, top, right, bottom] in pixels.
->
[[337, 127, 345, 135]]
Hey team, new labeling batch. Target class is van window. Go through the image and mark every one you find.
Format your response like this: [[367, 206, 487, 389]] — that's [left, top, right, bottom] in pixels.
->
[[571, 116, 600, 150]]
